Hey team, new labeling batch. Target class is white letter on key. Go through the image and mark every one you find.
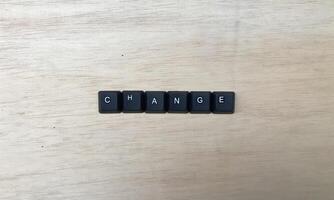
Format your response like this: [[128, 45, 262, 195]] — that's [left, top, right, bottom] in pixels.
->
[[127, 95, 133, 101], [104, 96, 111, 104], [152, 98, 158, 104], [174, 97, 180, 104], [219, 96, 225, 103], [197, 97, 203, 104]]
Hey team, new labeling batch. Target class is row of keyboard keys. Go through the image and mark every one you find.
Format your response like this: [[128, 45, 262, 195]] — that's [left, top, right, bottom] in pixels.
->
[[98, 91, 235, 114]]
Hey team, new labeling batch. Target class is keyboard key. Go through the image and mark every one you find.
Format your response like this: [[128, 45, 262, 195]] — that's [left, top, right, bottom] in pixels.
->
[[145, 91, 167, 113], [190, 92, 211, 113], [122, 91, 144, 113], [211, 92, 235, 114], [98, 91, 122, 113], [168, 91, 189, 113]]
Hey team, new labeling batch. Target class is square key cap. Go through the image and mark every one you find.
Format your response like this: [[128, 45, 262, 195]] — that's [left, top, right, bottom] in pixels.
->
[[123, 91, 144, 113], [168, 91, 189, 113], [190, 92, 211, 113], [211, 92, 235, 114], [98, 91, 122, 113], [145, 91, 167, 113]]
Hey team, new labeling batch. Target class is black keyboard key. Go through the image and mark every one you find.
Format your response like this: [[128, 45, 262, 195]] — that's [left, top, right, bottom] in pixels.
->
[[190, 92, 211, 113], [98, 91, 122, 113], [122, 91, 144, 113], [211, 92, 235, 114], [145, 91, 167, 113], [168, 91, 189, 113]]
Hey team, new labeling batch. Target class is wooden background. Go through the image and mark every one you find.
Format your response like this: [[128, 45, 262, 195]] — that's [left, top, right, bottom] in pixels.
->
[[1, 0, 334, 199]]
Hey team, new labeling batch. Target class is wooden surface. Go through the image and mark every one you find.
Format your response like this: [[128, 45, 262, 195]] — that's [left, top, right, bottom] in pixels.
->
[[1, 0, 334, 199]]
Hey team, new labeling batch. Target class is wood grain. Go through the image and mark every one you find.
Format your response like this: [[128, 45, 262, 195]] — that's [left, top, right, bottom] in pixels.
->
[[1, 0, 334, 199]]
